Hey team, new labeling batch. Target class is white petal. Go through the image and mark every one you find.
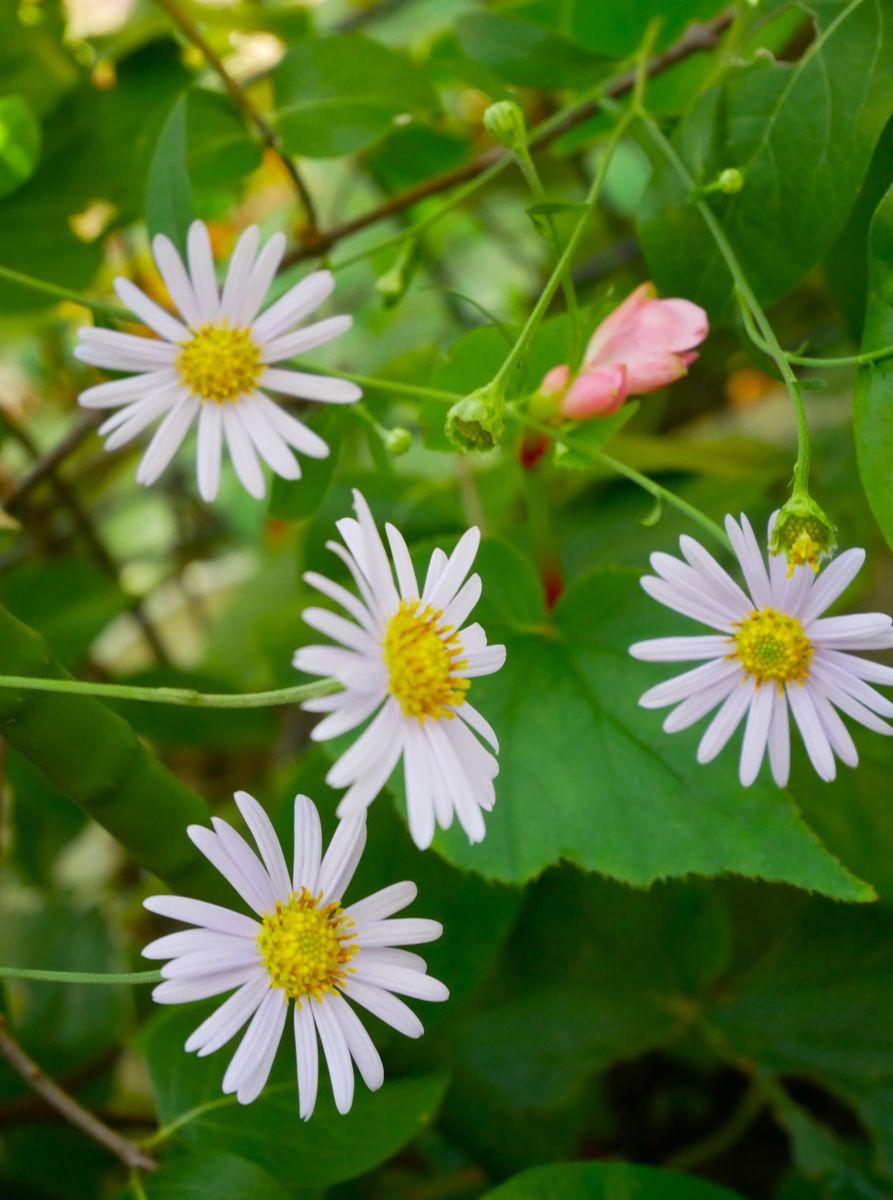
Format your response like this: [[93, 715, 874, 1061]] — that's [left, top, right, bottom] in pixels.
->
[[101, 386, 181, 451], [234, 790, 292, 901], [425, 528, 481, 610], [344, 881, 417, 924], [739, 683, 774, 786], [260, 367, 361, 404], [187, 220, 220, 322], [630, 635, 734, 663], [697, 681, 754, 764], [799, 548, 866, 624], [355, 918, 442, 948], [302, 607, 377, 655], [312, 998, 355, 1115], [640, 658, 740, 709], [678, 534, 751, 613], [294, 1000, 319, 1120], [640, 575, 733, 633], [221, 987, 286, 1101], [161, 942, 262, 979], [153, 233, 202, 326], [76, 329, 177, 372], [811, 688, 859, 768], [254, 392, 330, 458], [236, 988, 289, 1105], [303, 570, 377, 634], [211, 816, 279, 910], [662, 674, 740, 734], [326, 700, 402, 787], [187, 824, 271, 916], [293, 794, 322, 894], [442, 575, 482, 631], [385, 523, 419, 600], [334, 731, 404, 818], [240, 396, 301, 480], [261, 314, 353, 364], [318, 815, 367, 904], [810, 658, 893, 717], [403, 721, 436, 850], [459, 646, 506, 677], [222, 404, 266, 499], [186, 973, 270, 1056], [767, 691, 791, 787], [135, 395, 199, 486], [726, 513, 771, 608], [424, 721, 486, 844], [152, 964, 260, 1004], [253, 270, 335, 342], [807, 672, 893, 736], [143, 894, 260, 937], [114, 277, 189, 342], [340, 978, 424, 1038], [310, 692, 383, 742], [455, 701, 499, 753], [237, 231, 286, 325], [810, 613, 893, 645], [143, 928, 254, 960], [220, 226, 261, 319], [786, 683, 836, 781], [351, 961, 448, 1002], [821, 648, 893, 686], [196, 401, 223, 502], [649, 551, 743, 625], [79, 369, 174, 409], [329, 993, 384, 1093]]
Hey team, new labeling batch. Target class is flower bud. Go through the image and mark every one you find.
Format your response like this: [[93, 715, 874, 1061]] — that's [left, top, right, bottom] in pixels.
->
[[770, 495, 837, 574], [375, 239, 420, 309], [483, 101, 528, 153], [445, 383, 506, 452], [384, 426, 412, 456], [717, 167, 744, 194]]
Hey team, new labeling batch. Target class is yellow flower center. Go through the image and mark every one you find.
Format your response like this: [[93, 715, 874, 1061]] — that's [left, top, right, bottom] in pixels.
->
[[257, 888, 356, 1002], [383, 599, 469, 720], [177, 323, 261, 404], [733, 607, 812, 687]]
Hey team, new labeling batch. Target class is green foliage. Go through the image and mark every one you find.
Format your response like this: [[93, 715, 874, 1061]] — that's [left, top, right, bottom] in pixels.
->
[[146, 94, 193, 256], [0, 95, 41, 200], [273, 35, 438, 158], [639, 0, 893, 314], [482, 1162, 745, 1199]]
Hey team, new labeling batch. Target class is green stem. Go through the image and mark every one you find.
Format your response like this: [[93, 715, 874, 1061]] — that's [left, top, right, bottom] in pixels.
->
[[141, 1080, 291, 1149], [0, 966, 161, 985], [489, 27, 659, 398], [664, 1082, 765, 1172], [288, 362, 458, 404], [738, 307, 893, 368], [0, 675, 341, 708], [129, 1169, 149, 1200], [512, 143, 581, 364], [508, 407, 731, 550], [0, 265, 130, 321], [633, 108, 811, 496]]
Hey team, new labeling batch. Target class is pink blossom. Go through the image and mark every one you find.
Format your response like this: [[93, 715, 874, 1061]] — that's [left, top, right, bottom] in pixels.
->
[[540, 284, 708, 420]]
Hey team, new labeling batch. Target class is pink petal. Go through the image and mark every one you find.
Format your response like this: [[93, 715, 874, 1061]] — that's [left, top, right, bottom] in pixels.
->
[[624, 352, 691, 394], [595, 297, 708, 368], [540, 364, 570, 396], [584, 283, 654, 364], [560, 364, 628, 418]]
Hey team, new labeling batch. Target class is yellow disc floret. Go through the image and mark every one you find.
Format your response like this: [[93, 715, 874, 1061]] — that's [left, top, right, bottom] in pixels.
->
[[258, 888, 356, 1002], [733, 607, 813, 688], [383, 599, 469, 720], [177, 323, 261, 404]]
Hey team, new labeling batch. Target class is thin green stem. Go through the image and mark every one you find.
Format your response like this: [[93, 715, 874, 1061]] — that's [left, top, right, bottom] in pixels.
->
[[738, 307, 893, 368], [489, 26, 660, 398], [512, 143, 581, 364], [0, 675, 341, 709], [0, 265, 130, 321], [142, 1081, 291, 1149], [634, 108, 811, 495], [129, 1169, 149, 1200], [288, 362, 459, 404], [508, 407, 731, 551], [0, 966, 161, 985]]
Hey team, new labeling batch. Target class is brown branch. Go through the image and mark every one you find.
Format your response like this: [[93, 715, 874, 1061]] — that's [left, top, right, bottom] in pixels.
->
[[152, 0, 320, 238], [1, 414, 171, 664], [0, 1016, 157, 1173], [283, 9, 734, 266]]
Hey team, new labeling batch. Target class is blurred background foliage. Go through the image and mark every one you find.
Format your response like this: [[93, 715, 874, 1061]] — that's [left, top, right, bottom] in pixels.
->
[[1, 1, 893, 1198]]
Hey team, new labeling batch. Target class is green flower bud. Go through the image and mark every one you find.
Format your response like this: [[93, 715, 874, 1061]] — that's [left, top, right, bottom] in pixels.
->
[[384, 426, 412, 456], [770, 494, 837, 575], [375, 239, 420, 309], [483, 101, 528, 153], [445, 384, 506, 452], [717, 167, 744, 194]]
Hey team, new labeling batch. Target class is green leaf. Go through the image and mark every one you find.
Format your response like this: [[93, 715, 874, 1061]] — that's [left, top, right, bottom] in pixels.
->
[[143, 1005, 449, 1188], [481, 1161, 745, 1199], [269, 412, 342, 520], [511, 0, 728, 58], [273, 35, 438, 158], [638, 0, 893, 314], [0, 95, 41, 200], [456, 13, 608, 88], [186, 89, 263, 190], [140, 1152, 295, 1200], [146, 93, 193, 257], [433, 542, 872, 900], [854, 181, 893, 553], [552, 403, 639, 469]]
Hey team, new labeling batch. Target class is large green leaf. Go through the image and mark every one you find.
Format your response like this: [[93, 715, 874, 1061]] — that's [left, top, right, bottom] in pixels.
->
[[638, 0, 893, 315], [143, 1006, 449, 1189], [456, 13, 607, 88], [854, 182, 893, 553], [0, 95, 41, 200], [146, 93, 193, 257], [273, 35, 437, 158], [139, 1152, 296, 1200], [482, 1161, 745, 1199], [512, 0, 728, 57], [433, 541, 871, 900]]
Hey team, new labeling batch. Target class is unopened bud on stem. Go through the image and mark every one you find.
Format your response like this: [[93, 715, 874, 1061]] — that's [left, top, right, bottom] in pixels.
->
[[483, 100, 528, 153], [445, 383, 506, 452], [770, 493, 837, 574]]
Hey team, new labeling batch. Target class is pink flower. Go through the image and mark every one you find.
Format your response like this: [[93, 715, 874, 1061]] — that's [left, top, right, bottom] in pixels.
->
[[540, 283, 708, 419]]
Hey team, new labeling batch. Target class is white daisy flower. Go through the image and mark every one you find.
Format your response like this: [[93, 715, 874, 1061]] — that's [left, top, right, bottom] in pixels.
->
[[629, 513, 893, 786], [143, 790, 447, 1117], [75, 220, 361, 501], [293, 490, 506, 850]]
